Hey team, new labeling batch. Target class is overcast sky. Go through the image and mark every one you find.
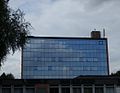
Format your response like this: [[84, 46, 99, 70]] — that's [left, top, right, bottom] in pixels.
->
[[0, 0, 120, 78]]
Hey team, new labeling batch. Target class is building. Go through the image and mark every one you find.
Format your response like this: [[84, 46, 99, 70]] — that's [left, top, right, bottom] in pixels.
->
[[0, 76, 120, 93], [22, 31, 109, 79], [1, 31, 119, 93]]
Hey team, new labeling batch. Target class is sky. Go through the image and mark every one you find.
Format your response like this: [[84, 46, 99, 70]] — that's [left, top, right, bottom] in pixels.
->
[[0, 0, 120, 78]]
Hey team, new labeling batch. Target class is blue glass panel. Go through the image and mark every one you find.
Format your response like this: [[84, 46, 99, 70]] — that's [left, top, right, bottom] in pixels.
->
[[22, 38, 108, 79]]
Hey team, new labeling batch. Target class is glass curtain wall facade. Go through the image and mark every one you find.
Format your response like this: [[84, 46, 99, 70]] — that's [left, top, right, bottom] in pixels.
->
[[22, 37, 109, 79]]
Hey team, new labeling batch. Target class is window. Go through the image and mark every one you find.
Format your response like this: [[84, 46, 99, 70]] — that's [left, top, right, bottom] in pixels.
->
[[95, 87, 103, 93], [36, 88, 47, 93], [2, 88, 11, 93], [50, 88, 59, 93], [26, 88, 34, 93], [84, 87, 92, 93], [106, 87, 114, 93], [48, 66, 52, 70], [14, 88, 23, 93], [73, 88, 81, 93], [62, 88, 70, 93]]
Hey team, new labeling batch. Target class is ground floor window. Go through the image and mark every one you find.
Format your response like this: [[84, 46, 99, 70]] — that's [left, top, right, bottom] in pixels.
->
[[2, 88, 11, 93], [95, 87, 103, 93], [26, 88, 34, 93], [50, 88, 59, 93], [73, 88, 81, 93], [62, 88, 70, 93], [14, 88, 23, 93], [106, 87, 114, 93], [84, 87, 92, 93]]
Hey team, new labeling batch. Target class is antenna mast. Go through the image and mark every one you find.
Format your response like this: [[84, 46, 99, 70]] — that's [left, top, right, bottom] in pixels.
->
[[103, 28, 105, 38]]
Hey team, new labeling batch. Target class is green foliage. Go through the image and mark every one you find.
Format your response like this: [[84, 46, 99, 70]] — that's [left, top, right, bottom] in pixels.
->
[[0, 0, 31, 66], [111, 70, 120, 76], [0, 72, 15, 79]]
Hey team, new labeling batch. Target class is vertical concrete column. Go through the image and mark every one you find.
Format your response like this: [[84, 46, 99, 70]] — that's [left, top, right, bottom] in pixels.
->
[[11, 85, 14, 93], [81, 84, 84, 93], [70, 85, 73, 93], [92, 84, 95, 93], [0, 85, 2, 93], [103, 84, 106, 93], [23, 85, 26, 93], [59, 84, 61, 93]]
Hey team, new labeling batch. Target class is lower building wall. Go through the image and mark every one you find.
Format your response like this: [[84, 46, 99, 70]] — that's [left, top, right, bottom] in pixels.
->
[[116, 87, 120, 93], [0, 84, 118, 93]]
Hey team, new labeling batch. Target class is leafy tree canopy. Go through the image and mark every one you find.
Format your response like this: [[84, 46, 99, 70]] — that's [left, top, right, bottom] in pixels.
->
[[0, 72, 15, 79], [111, 70, 120, 76], [0, 0, 31, 66]]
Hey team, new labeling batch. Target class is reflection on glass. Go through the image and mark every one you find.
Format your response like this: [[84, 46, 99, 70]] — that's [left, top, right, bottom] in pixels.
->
[[23, 38, 108, 79]]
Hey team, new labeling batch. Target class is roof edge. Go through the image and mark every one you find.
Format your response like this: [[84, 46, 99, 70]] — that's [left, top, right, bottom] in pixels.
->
[[27, 36, 107, 40]]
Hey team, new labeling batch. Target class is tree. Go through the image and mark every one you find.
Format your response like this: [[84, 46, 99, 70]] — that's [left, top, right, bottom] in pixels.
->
[[111, 70, 120, 76], [0, 0, 31, 66], [0, 72, 15, 79], [6, 73, 15, 79], [0, 72, 6, 79]]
